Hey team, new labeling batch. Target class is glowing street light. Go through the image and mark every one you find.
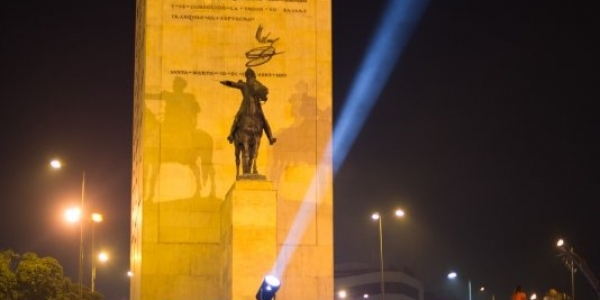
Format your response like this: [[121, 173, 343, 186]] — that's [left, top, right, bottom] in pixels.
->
[[337, 290, 370, 300], [371, 208, 405, 300], [91, 213, 104, 292], [50, 159, 62, 169], [65, 207, 82, 223], [530, 293, 537, 300], [63, 207, 104, 295], [53, 158, 86, 300], [98, 252, 109, 262], [556, 238, 575, 300], [447, 271, 472, 300], [478, 286, 496, 300], [92, 251, 109, 292], [62, 206, 84, 300], [91, 213, 103, 222]]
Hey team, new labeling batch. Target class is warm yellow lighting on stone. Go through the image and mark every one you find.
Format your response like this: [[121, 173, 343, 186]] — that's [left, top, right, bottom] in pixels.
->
[[131, 0, 333, 299]]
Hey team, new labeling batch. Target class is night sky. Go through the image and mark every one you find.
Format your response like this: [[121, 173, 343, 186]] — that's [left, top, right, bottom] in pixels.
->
[[1, 1, 599, 300]]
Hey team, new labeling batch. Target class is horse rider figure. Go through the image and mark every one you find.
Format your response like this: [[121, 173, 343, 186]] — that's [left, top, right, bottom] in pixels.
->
[[221, 68, 277, 145]]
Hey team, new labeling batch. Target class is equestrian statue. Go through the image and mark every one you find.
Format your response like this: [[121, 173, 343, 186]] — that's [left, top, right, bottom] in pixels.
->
[[220, 68, 276, 179]]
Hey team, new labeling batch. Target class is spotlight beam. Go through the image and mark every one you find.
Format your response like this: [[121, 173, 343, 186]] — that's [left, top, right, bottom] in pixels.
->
[[271, 0, 430, 281], [333, 0, 430, 173]]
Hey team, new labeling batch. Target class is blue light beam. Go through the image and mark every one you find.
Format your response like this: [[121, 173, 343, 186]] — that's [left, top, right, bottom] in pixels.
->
[[333, 0, 429, 173], [270, 0, 430, 277]]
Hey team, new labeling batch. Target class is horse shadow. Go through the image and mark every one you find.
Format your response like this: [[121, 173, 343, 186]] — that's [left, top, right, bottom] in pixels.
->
[[270, 80, 331, 186], [143, 77, 216, 202]]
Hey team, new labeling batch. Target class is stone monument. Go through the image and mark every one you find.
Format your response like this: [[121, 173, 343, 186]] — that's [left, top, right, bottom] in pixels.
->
[[131, 1, 332, 299]]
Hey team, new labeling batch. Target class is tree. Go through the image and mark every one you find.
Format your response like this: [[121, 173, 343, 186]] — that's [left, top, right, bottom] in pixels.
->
[[15, 252, 68, 300], [0, 250, 18, 300], [0, 250, 102, 300]]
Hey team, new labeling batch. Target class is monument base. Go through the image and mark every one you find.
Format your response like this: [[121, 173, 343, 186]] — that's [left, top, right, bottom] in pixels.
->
[[236, 173, 267, 181], [222, 180, 277, 300]]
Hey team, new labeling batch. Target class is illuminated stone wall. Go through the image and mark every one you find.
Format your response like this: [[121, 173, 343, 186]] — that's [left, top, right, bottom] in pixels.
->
[[131, 0, 332, 299]]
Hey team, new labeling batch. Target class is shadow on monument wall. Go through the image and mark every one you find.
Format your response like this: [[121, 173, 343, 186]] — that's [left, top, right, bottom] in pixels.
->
[[144, 77, 217, 203], [270, 80, 331, 188]]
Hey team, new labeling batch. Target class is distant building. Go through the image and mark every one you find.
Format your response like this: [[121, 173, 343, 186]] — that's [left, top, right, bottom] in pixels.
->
[[335, 263, 424, 300], [543, 288, 571, 300]]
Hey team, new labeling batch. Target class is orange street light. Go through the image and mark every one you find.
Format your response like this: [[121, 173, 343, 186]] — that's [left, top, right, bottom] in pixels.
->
[[91, 213, 103, 292], [92, 251, 109, 292], [53, 159, 86, 300]]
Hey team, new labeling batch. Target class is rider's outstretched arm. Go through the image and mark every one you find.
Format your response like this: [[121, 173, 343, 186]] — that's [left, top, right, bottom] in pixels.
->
[[220, 80, 243, 89]]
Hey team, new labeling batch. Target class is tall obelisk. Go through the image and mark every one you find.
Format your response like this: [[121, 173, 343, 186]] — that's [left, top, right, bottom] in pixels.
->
[[131, 0, 333, 299]]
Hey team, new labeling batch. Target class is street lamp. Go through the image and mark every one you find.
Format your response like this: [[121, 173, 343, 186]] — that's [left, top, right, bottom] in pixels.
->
[[92, 251, 109, 292], [91, 213, 103, 292], [557, 238, 575, 300], [62, 205, 84, 300], [447, 271, 472, 300], [65, 207, 82, 223], [52, 159, 85, 300], [64, 209, 104, 294], [479, 286, 496, 300], [337, 290, 369, 300], [371, 208, 405, 300]]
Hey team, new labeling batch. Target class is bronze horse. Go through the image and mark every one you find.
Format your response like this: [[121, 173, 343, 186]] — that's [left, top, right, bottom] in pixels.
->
[[233, 100, 263, 176], [221, 68, 276, 178]]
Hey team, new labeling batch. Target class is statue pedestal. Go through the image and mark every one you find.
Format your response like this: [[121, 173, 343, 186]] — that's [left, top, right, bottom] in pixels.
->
[[222, 180, 277, 300], [237, 173, 267, 181]]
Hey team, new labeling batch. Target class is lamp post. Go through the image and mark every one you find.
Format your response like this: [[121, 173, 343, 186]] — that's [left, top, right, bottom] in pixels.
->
[[92, 251, 109, 292], [91, 213, 103, 292], [447, 271, 472, 300], [52, 159, 85, 300], [371, 209, 405, 300], [63, 205, 84, 300], [337, 289, 369, 300], [479, 286, 495, 300], [557, 238, 575, 300]]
